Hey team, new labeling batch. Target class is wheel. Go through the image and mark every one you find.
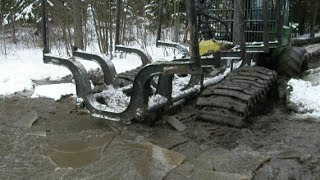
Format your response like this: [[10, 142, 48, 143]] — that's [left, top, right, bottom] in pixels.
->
[[277, 47, 309, 78]]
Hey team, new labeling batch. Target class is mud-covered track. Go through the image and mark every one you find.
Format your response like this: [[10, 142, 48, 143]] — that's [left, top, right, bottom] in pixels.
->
[[196, 66, 278, 127]]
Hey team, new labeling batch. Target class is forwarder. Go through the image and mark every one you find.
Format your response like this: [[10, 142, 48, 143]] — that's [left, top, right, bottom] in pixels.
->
[[42, 0, 308, 127]]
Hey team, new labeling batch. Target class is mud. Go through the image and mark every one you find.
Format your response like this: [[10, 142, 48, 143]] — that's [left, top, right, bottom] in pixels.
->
[[0, 94, 320, 179], [0, 54, 320, 179]]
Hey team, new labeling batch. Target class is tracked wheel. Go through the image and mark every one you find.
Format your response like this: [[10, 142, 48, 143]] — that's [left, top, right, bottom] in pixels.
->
[[277, 47, 309, 78], [196, 66, 278, 127]]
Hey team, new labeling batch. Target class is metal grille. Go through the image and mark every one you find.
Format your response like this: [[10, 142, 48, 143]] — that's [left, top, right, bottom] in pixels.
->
[[244, 0, 277, 42], [198, 0, 234, 41], [200, 0, 278, 43]]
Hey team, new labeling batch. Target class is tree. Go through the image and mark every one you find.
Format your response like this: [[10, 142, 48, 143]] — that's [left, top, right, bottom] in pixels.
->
[[310, 0, 319, 38], [72, 0, 84, 49], [115, 0, 122, 45]]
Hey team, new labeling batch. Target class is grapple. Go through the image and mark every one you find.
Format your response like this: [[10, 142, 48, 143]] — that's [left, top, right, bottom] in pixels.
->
[[43, 46, 226, 124]]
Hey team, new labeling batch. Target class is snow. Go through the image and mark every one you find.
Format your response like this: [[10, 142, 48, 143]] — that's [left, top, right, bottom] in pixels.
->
[[0, 48, 71, 96], [295, 32, 320, 40], [148, 94, 168, 109], [287, 67, 320, 119], [95, 86, 130, 113], [31, 83, 76, 101], [304, 43, 320, 55], [0, 44, 166, 99]]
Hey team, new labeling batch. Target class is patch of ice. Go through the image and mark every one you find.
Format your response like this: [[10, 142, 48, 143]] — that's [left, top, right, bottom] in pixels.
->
[[31, 83, 76, 101]]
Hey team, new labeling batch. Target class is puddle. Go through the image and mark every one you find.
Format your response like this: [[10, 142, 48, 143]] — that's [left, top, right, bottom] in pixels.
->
[[49, 141, 101, 168], [48, 133, 116, 168]]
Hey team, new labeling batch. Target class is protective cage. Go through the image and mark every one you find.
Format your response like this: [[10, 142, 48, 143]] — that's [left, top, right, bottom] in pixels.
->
[[198, 0, 286, 44]]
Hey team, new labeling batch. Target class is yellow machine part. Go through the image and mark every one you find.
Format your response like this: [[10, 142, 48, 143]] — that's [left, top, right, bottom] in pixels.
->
[[199, 39, 223, 56]]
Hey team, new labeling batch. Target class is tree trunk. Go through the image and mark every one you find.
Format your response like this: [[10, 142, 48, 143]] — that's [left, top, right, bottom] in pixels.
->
[[62, 23, 71, 56], [11, 13, 17, 44], [91, 7, 102, 52], [186, 0, 200, 66], [72, 0, 84, 49], [156, 0, 163, 42], [115, 0, 122, 45], [108, 0, 113, 57], [173, 0, 180, 42], [82, 2, 88, 50], [310, 1, 319, 38]]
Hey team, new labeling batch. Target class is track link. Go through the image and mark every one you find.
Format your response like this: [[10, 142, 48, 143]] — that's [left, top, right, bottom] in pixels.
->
[[196, 66, 278, 127]]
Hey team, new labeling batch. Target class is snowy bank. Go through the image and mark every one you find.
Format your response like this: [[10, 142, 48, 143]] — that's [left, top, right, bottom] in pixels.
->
[[0, 44, 176, 100], [31, 83, 76, 101], [287, 67, 320, 120]]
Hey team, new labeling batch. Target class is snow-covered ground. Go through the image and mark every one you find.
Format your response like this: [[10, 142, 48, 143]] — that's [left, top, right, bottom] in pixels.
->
[[295, 32, 320, 40], [286, 43, 320, 119], [0, 43, 179, 99], [287, 68, 320, 120]]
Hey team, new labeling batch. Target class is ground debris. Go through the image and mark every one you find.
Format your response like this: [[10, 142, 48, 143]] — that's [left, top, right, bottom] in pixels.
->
[[275, 150, 302, 160], [165, 163, 250, 180], [27, 130, 46, 137], [193, 146, 271, 178], [149, 129, 189, 149], [165, 116, 187, 132], [12, 110, 38, 128]]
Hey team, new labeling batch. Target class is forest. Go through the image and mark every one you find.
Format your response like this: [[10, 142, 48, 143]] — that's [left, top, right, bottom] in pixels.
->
[[0, 0, 319, 55]]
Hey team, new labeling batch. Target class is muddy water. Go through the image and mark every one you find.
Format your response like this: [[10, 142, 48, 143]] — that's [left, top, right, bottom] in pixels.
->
[[47, 131, 117, 168]]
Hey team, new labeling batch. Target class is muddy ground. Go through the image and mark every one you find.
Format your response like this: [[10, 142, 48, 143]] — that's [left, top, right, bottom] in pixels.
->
[[0, 54, 320, 180]]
